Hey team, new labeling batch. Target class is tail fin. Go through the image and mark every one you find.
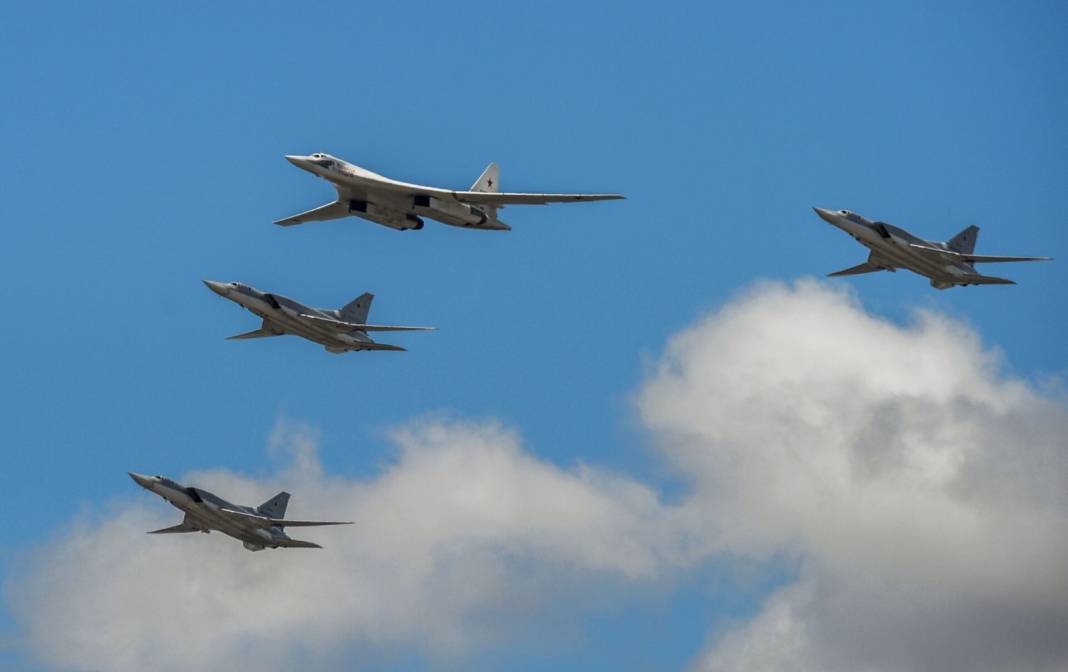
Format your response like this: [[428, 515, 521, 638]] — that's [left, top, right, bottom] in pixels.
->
[[340, 292, 374, 324], [257, 492, 290, 519], [948, 225, 979, 255], [470, 162, 499, 193]]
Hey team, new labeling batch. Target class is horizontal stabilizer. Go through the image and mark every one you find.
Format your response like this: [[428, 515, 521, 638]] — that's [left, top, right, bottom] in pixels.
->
[[299, 313, 436, 332], [828, 261, 883, 277], [219, 508, 353, 528], [274, 200, 349, 226]]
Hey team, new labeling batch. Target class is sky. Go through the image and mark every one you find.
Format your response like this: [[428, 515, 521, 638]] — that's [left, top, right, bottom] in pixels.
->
[[1, 2, 1066, 671]]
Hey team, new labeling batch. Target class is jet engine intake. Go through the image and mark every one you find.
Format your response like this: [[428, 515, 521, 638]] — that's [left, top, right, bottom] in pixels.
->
[[349, 200, 422, 230], [411, 195, 487, 227], [243, 541, 265, 552]]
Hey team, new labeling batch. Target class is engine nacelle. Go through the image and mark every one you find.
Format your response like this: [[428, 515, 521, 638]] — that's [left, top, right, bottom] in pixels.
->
[[930, 279, 955, 290], [411, 194, 487, 227], [243, 541, 265, 551], [349, 200, 423, 230]]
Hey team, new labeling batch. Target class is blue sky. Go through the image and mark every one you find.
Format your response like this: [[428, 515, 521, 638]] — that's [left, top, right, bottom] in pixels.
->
[[1, 2, 1066, 670]]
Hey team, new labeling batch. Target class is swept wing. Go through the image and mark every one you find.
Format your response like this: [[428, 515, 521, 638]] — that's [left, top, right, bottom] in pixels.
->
[[447, 191, 624, 206], [908, 243, 1051, 263], [274, 199, 350, 226], [299, 314, 436, 332], [227, 318, 285, 340], [960, 274, 1016, 285], [329, 171, 623, 207], [220, 508, 353, 528], [828, 261, 883, 277], [273, 538, 323, 549], [148, 515, 201, 534]]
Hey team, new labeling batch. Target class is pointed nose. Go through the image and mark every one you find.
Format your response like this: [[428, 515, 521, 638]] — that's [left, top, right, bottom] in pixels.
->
[[203, 279, 229, 296], [813, 207, 836, 223], [128, 472, 154, 488], [285, 154, 307, 167]]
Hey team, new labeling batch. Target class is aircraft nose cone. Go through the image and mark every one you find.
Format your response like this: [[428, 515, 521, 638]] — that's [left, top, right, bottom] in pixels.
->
[[813, 207, 835, 223], [284, 154, 305, 166], [203, 279, 228, 296], [128, 472, 154, 488]]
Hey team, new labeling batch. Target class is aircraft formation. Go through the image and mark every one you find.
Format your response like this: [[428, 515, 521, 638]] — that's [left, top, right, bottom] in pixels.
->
[[133, 151, 1052, 550]]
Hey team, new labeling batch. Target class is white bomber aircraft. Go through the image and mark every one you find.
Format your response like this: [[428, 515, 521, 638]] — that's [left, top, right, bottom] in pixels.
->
[[276, 153, 624, 231]]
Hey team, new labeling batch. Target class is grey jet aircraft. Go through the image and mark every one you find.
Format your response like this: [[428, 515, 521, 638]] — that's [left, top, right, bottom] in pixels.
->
[[813, 208, 1052, 289], [275, 153, 624, 231], [128, 472, 352, 551], [203, 280, 434, 353]]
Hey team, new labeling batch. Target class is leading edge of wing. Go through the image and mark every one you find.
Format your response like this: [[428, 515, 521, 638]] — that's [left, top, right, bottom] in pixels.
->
[[908, 243, 1052, 263], [335, 172, 623, 205], [219, 508, 353, 528], [299, 314, 437, 332], [148, 521, 200, 534], [960, 254, 1053, 263], [273, 538, 323, 549], [451, 191, 625, 206], [963, 274, 1016, 285], [274, 200, 349, 226], [828, 261, 883, 277]]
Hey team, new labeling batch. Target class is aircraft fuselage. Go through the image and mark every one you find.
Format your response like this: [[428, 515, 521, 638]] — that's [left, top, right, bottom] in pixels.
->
[[287, 154, 508, 231], [129, 473, 291, 551], [814, 208, 986, 289], [204, 281, 374, 352]]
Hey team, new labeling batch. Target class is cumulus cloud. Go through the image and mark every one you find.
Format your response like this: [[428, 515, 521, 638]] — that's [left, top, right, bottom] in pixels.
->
[[7, 419, 685, 672], [638, 280, 1068, 672], [7, 280, 1068, 672]]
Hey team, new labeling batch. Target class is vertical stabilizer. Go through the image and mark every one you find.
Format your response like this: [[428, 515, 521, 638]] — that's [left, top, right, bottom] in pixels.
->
[[470, 162, 500, 193], [948, 225, 979, 255], [340, 293, 374, 324], [257, 492, 290, 519]]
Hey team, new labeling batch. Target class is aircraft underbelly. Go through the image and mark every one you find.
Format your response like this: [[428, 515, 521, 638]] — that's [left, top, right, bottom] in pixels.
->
[[184, 506, 247, 539], [867, 240, 967, 283], [252, 307, 370, 351]]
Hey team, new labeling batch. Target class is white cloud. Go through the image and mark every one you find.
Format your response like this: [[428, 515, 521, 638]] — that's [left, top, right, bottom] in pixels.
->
[[8, 280, 1068, 672], [637, 280, 1068, 672], [7, 419, 684, 672]]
